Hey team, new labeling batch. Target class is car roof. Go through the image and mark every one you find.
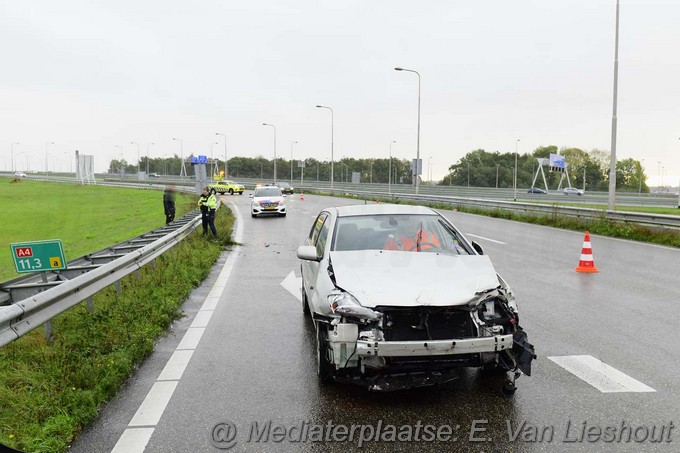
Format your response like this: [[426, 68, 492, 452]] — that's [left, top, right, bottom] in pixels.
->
[[330, 203, 438, 218]]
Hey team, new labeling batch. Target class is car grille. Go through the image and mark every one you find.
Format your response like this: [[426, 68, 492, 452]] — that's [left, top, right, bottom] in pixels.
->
[[377, 307, 476, 341]]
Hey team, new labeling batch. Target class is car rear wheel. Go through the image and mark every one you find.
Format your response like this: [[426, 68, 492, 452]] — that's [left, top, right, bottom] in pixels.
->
[[316, 322, 333, 382]]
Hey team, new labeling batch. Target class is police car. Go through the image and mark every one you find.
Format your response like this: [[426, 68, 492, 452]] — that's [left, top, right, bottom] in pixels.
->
[[250, 186, 286, 217]]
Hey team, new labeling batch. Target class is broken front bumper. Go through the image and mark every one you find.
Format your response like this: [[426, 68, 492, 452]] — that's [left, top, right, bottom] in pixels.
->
[[355, 334, 513, 357]]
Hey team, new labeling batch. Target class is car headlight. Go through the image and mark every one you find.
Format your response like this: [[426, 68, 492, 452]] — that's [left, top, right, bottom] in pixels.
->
[[279, 201, 286, 207], [328, 290, 382, 322]]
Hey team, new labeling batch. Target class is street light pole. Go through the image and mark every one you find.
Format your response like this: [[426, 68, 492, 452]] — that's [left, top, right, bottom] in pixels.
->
[[215, 133, 227, 177], [262, 123, 277, 182], [146, 142, 155, 175], [315, 105, 334, 189], [45, 142, 54, 175], [388, 140, 396, 194], [496, 164, 500, 188], [131, 142, 140, 174], [11, 142, 19, 172], [290, 141, 298, 184], [172, 138, 184, 178], [513, 139, 520, 201], [638, 159, 645, 195], [395, 67, 421, 194], [607, 0, 620, 211]]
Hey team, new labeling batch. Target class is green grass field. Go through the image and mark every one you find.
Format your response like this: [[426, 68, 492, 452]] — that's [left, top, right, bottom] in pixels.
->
[[0, 179, 194, 281]]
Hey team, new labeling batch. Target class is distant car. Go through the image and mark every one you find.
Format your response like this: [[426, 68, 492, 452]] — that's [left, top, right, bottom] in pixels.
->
[[14, 172, 27, 178], [563, 187, 584, 196], [250, 186, 286, 217], [210, 180, 245, 195], [297, 204, 535, 393], [275, 182, 294, 194], [148, 172, 161, 178], [527, 187, 547, 194]]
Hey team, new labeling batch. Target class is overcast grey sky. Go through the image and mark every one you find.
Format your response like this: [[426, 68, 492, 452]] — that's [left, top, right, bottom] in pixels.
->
[[2, 0, 678, 185]]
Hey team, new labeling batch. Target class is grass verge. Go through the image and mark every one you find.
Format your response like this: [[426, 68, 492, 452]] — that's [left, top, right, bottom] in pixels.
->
[[0, 201, 235, 453]]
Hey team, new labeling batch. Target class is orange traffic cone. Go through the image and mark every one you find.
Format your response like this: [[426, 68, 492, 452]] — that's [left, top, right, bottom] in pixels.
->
[[299, 191, 304, 201], [576, 231, 599, 273]]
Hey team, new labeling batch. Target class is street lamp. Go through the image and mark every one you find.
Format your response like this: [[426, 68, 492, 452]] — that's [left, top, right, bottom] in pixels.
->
[[11, 142, 19, 172], [262, 123, 277, 182], [513, 139, 520, 201], [215, 133, 227, 177], [607, 0, 620, 211], [657, 161, 661, 190], [394, 67, 421, 194], [496, 164, 500, 188], [290, 141, 298, 184], [45, 142, 54, 175], [146, 142, 155, 175], [315, 105, 334, 189], [428, 156, 432, 183], [131, 142, 140, 174], [172, 138, 184, 178], [388, 140, 396, 194], [638, 159, 645, 195], [210, 142, 219, 176]]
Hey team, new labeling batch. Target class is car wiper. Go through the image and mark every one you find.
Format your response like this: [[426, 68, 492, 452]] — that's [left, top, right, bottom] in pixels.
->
[[437, 219, 466, 254]]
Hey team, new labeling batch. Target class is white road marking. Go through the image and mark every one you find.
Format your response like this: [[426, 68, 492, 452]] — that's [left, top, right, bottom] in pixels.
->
[[465, 234, 506, 245], [129, 381, 178, 426], [157, 350, 194, 381], [112, 202, 245, 452], [280, 270, 302, 302], [190, 310, 214, 328], [110, 428, 154, 453], [176, 327, 205, 350], [548, 355, 656, 393]]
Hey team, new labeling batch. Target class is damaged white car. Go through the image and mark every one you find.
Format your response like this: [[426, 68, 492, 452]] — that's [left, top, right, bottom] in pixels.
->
[[297, 204, 535, 394]]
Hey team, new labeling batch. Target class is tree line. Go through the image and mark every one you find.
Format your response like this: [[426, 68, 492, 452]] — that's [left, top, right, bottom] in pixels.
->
[[108, 145, 649, 192]]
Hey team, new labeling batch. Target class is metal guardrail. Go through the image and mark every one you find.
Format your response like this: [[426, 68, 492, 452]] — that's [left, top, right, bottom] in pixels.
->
[[308, 188, 680, 231], [0, 173, 217, 348], [0, 210, 201, 347]]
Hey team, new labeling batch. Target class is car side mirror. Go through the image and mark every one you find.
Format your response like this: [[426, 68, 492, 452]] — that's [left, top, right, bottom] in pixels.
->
[[471, 241, 484, 255], [282, 194, 287, 198], [249, 193, 253, 198], [297, 245, 320, 262]]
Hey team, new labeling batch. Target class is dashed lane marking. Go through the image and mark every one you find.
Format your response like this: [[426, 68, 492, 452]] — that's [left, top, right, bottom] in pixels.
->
[[548, 355, 656, 393]]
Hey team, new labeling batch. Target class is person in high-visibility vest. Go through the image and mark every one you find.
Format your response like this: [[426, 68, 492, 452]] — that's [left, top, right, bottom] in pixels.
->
[[384, 223, 441, 251], [198, 186, 218, 237]]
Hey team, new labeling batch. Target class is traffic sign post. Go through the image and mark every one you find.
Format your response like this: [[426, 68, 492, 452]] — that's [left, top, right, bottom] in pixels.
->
[[10, 240, 67, 274]]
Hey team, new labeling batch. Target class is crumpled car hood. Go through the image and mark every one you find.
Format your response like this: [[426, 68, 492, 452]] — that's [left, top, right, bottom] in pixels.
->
[[330, 250, 500, 308]]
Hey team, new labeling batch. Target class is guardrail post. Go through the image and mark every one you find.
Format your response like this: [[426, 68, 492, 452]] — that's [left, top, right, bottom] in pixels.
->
[[44, 320, 53, 343], [86, 296, 94, 313], [115, 281, 122, 293]]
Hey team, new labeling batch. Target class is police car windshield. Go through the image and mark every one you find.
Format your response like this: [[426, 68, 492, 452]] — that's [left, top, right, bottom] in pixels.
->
[[254, 188, 282, 197]]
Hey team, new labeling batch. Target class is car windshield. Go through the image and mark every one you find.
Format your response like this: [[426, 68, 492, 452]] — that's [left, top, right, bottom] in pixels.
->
[[254, 188, 282, 197], [332, 214, 471, 255]]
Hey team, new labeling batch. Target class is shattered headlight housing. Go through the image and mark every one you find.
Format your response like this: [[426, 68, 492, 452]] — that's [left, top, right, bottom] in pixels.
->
[[327, 290, 382, 322]]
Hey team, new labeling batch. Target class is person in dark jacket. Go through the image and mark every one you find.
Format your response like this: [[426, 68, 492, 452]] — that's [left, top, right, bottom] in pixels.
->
[[163, 185, 176, 224]]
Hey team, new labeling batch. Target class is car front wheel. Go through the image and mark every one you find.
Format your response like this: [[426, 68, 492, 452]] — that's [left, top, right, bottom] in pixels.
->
[[302, 281, 310, 315], [316, 322, 333, 382]]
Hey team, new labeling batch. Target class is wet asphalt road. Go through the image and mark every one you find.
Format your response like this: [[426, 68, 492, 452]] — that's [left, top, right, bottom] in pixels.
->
[[71, 193, 680, 453]]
